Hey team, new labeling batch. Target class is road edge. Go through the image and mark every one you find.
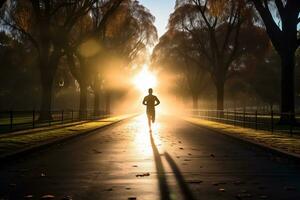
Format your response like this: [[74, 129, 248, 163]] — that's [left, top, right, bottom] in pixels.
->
[[0, 115, 136, 163], [184, 119, 300, 162]]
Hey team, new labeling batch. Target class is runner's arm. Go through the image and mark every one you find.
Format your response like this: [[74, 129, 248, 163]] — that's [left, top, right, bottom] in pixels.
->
[[142, 97, 147, 105], [154, 96, 160, 106]]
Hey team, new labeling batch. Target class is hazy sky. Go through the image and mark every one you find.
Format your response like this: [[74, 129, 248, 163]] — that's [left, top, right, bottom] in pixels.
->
[[139, 0, 175, 37]]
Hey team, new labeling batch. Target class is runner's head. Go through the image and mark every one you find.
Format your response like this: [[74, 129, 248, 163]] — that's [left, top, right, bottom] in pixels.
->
[[148, 88, 153, 94]]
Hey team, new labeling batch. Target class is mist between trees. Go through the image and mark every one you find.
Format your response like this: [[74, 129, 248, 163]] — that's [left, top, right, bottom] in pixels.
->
[[151, 0, 300, 123], [0, 0, 299, 124], [0, 0, 157, 120]]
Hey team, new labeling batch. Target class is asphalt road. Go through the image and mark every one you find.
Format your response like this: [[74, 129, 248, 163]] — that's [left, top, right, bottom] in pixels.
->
[[0, 115, 300, 200]]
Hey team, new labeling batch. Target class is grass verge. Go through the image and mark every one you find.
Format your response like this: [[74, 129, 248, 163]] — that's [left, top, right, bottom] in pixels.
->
[[184, 117, 300, 158], [0, 114, 135, 158]]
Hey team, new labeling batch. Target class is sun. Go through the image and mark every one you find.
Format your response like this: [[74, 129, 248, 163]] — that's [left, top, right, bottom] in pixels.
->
[[133, 65, 157, 92]]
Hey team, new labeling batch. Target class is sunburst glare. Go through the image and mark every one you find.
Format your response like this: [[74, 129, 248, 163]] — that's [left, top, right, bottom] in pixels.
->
[[133, 65, 157, 92]]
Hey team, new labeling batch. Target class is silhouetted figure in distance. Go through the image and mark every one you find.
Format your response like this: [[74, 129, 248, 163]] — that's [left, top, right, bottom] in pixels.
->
[[143, 88, 160, 130]]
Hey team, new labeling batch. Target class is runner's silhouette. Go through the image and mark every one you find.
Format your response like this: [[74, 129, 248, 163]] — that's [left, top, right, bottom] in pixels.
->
[[143, 88, 160, 130]]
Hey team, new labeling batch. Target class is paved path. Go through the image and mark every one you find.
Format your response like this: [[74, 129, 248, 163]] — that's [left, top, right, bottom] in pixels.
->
[[0, 115, 300, 200]]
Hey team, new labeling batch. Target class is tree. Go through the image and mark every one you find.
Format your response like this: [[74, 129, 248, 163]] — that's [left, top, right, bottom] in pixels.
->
[[91, 0, 157, 114], [152, 30, 209, 109], [171, 0, 249, 111], [66, 0, 157, 116], [0, 31, 40, 109], [249, 0, 300, 123], [170, 0, 268, 111], [65, 0, 124, 118], [2, 0, 96, 120]]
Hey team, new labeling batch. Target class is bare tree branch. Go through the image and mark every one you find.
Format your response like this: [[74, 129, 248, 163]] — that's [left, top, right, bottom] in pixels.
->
[[1, 17, 40, 53], [274, 0, 285, 19]]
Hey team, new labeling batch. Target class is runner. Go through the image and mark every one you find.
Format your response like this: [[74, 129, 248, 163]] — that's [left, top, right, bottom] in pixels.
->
[[143, 88, 160, 130]]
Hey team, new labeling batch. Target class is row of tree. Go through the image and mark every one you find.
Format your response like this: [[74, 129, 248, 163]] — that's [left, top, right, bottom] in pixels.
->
[[0, 0, 157, 120], [152, 0, 300, 123]]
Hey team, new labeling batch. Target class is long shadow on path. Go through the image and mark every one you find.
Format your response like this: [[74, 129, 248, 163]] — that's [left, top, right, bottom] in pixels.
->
[[149, 130, 195, 200]]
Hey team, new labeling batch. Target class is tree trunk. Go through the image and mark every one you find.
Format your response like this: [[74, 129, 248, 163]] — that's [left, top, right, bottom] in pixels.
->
[[94, 90, 100, 116], [216, 82, 225, 111], [192, 95, 198, 110], [79, 81, 88, 119], [279, 51, 296, 124], [216, 81, 225, 118], [39, 77, 53, 121], [38, 51, 61, 121], [105, 92, 111, 115], [92, 74, 101, 117]]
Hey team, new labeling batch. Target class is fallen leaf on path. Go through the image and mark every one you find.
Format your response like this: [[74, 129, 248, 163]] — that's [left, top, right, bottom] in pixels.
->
[[236, 193, 252, 198], [213, 182, 226, 186], [92, 149, 102, 154], [187, 180, 203, 184], [61, 196, 72, 200], [41, 194, 55, 199], [136, 172, 150, 177], [24, 195, 33, 199]]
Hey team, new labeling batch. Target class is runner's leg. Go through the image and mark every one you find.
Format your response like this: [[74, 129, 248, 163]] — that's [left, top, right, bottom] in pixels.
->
[[147, 113, 151, 129], [152, 110, 155, 123]]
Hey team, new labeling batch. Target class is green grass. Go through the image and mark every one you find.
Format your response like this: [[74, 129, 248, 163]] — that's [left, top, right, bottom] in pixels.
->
[[0, 114, 134, 156], [184, 117, 300, 156]]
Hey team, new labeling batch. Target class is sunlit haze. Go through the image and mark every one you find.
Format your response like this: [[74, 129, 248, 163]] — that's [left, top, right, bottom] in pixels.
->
[[133, 65, 158, 93]]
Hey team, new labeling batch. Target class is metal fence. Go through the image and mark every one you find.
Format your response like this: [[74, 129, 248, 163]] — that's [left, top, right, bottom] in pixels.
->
[[190, 110, 300, 136], [0, 110, 109, 133]]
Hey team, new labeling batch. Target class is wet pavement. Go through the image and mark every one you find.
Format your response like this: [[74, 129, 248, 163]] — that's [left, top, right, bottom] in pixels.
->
[[0, 115, 300, 200]]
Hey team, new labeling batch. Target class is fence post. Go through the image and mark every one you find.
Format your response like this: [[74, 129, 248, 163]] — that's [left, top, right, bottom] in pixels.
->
[[234, 110, 236, 126], [271, 110, 274, 133], [71, 110, 74, 122], [48, 110, 51, 126], [289, 112, 293, 136], [243, 109, 245, 128], [255, 110, 258, 130], [61, 110, 64, 124], [226, 110, 229, 123], [32, 110, 35, 128], [10, 110, 13, 130]]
